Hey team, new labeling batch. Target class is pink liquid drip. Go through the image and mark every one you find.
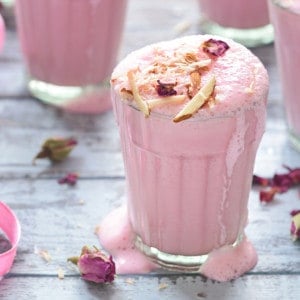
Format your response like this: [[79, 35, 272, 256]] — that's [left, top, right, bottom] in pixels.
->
[[199, 236, 258, 282], [97, 205, 258, 281], [98, 205, 157, 274], [199, 0, 269, 29]]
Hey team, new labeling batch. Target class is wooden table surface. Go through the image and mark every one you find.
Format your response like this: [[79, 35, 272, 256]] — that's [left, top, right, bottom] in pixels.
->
[[1, 0, 300, 299]]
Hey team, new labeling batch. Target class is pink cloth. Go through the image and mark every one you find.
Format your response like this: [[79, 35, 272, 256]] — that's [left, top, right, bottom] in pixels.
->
[[0, 202, 21, 277]]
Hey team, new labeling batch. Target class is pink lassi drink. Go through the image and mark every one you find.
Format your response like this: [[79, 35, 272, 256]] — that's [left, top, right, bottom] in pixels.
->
[[268, 0, 300, 150], [198, 0, 273, 47], [99, 35, 268, 281], [15, 0, 127, 114]]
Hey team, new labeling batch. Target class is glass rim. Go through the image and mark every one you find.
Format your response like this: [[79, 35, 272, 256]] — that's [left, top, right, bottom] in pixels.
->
[[270, 0, 300, 16], [118, 98, 263, 123]]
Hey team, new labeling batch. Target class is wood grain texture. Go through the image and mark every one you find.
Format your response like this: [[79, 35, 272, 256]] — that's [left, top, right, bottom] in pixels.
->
[[1, 0, 300, 299]]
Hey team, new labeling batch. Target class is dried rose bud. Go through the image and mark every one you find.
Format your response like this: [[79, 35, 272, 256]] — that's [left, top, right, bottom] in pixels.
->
[[58, 173, 78, 186], [156, 80, 177, 97], [202, 39, 229, 57], [33, 137, 77, 163], [68, 246, 116, 283], [290, 211, 300, 241]]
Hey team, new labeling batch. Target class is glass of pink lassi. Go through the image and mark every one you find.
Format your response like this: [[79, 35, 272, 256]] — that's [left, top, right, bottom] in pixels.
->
[[268, 0, 300, 150], [198, 0, 273, 47], [100, 35, 269, 281], [14, 0, 127, 114]]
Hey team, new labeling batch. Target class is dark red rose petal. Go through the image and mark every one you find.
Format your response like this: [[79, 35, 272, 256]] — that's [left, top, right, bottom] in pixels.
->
[[156, 80, 177, 97], [254, 166, 300, 203], [253, 175, 271, 187], [259, 187, 279, 203], [290, 210, 300, 217], [202, 39, 229, 57], [58, 173, 78, 186]]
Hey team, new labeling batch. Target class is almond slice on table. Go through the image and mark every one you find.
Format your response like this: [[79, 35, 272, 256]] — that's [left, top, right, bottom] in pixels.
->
[[127, 70, 150, 117], [173, 76, 216, 123], [146, 95, 186, 109]]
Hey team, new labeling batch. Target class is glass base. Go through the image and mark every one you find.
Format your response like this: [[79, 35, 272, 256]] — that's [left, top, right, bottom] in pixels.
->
[[1, 0, 14, 7], [135, 234, 244, 272], [288, 129, 300, 152], [199, 19, 274, 48], [28, 77, 111, 114]]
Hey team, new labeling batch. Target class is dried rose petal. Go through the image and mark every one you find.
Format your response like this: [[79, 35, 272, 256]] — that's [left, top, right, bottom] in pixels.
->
[[156, 80, 177, 97], [252, 175, 271, 187], [290, 211, 300, 241], [58, 173, 78, 186], [284, 166, 300, 184], [259, 186, 288, 203], [254, 166, 300, 203], [33, 137, 77, 163], [259, 187, 278, 203], [272, 174, 293, 190], [202, 39, 229, 57], [290, 210, 300, 217], [68, 246, 116, 283]]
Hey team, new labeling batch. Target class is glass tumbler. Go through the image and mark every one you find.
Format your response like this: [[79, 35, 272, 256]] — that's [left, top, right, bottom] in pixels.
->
[[15, 0, 127, 114], [268, 0, 300, 150], [110, 35, 269, 272], [198, 0, 274, 47]]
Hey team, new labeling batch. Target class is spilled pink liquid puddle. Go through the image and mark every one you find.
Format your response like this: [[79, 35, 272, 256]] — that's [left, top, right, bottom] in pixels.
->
[[97, 205, 257, 282]]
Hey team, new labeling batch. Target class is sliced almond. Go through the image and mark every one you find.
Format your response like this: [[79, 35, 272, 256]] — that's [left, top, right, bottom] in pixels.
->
[[190, 71, 201, 90], [127, 70, 150, 117], [146, 95, 186, 109], [120, 87, 134, 100], [244, 87, 254, 94], [57, 268, 65, 280], [184, 52, 198, 63], [176, 59, 211, 73], [192, 59, 212, 69], [206, 96, 217, 108], [173, 76, 216, 123]]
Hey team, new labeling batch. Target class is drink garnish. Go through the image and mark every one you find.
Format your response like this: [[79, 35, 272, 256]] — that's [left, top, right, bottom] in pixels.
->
[[202, 39, 230, 57], [173, 76, 216, 122], [146, 95, 185, 109], [156, 80, 177, 96], [127, 70, 150, 117]]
